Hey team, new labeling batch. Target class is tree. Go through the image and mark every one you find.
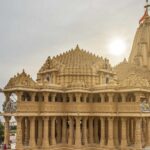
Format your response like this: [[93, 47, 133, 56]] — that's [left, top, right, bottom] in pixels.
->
[[0, 120, 4, 144]]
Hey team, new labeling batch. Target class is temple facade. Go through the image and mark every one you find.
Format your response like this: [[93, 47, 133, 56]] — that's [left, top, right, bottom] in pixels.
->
[[2, 2, 150, 150]]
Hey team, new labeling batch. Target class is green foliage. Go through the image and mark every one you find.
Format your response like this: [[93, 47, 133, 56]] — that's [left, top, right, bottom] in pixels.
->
[[0, 121, 4, 144]]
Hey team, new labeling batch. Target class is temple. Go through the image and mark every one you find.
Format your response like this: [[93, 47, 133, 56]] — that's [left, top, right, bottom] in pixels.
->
[[2, 1, 150, 150]]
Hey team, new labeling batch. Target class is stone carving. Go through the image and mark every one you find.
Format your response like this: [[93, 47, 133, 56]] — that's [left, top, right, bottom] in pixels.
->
[[3, 98, 17, 113], [140, 100, 150, 112], [5, 70, 38, 89]]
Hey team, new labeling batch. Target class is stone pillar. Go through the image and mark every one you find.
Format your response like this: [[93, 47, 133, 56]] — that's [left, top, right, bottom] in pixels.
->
[[16, 91, 23, 102], [135, 118, 142, 149], [68, 117, 73, 145], [100, 93, 105, 102], [51, 117, 56, 145], [75, 117, 81, 146], [51, 93, 56, 102], [62, 117, 67, 144], [114, 118, 119, 146], [94, 118, 99, 143], [108, 93, 114, 102], [146, 118, 150, 146], [16, 117, 23, 149], [100, 117, 105, 147], [107, 117, 114, 147], [121, 93, 126, 102], [68, 93, 73, 102], [43, 92, 49, 102], [121, 118, 127, 148], [63, 94, 67, 102], [29, 117, 36, 147], [82, 117, 88, 145], [31, 92, 36, 102], [75, 93, 81, 103], [83, 94, 88, 102], [37, 117, 43, 146], [43, 117, 49, 148], [134, 92, 141, 102], [89, 117, 94, 144], [4, 116, 10, 146], [89, 94, 93, 103], [56, 118, 61, 143], [24, 117, 29, 145]]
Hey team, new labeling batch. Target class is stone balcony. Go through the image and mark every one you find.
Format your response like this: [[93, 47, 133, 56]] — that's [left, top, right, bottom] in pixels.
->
[[16, 102, 141, 114]]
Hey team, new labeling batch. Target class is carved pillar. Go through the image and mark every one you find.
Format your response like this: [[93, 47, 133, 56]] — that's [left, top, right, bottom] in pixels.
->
[[56, 118, 61, 143], [121, 93, 126, 102], [82, 117, 88, 145], [68, 93, 73, 102], [94, 118, 99, 143], [121, 118, 127, 148], [100, 117, 105, 146], [68, 117, 73, 145], [43, 117, 49, 147], [89, 117, 94, 144], [24, 117, 29, 145], [16, 91, 23, 102], [107, 117, 114, 147], [114, 118, 119, 146], [31, 92, 36, 102], [134, 92, 141, 102], [75, 117, 81, 146], [51, 93, 56, 102], [63, 94, 67, 102], [16, 117, 23, 149], [43, 92, 49, 102], [4, 117, 10, 145], [108, 93, 114, 102], [89, 94, 93, 103], [51, 117, 56, 145], [29, 117, 36, 147], [146, 118, 150, 146], [83, 94, 88, 102], [135, 118, 142, 149], [62, 117, 67, 144], [100, 93, 105, 102], [75, 93, 81, 103], [37, 117, 42, 146]]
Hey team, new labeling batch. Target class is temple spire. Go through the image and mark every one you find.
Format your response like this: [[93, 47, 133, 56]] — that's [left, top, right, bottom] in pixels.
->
[[139, 0, 150, 24]]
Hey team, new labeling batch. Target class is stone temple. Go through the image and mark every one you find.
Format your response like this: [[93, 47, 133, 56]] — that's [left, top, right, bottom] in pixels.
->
[[2, 2, 150, 150]]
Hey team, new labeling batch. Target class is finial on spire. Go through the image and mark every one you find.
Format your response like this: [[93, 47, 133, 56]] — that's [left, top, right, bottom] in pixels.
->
[[139, 0, 150, 24], [75, 44, 80, 50]]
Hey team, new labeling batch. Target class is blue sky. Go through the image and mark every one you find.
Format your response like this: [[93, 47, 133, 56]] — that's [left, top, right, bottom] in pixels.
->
[[0, 0, 146, 112]]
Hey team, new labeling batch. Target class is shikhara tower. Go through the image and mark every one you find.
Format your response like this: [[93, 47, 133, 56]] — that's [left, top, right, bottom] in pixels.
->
[[2, 1, 150, 150]]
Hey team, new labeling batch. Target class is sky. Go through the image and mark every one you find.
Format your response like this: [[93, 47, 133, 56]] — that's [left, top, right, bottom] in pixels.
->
[[0, 0, 146, 112]]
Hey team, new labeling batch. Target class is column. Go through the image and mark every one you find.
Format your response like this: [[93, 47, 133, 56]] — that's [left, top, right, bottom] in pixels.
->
[[16, 117, 23, 149], [51, 117, 56, 145], [43, 92, 49, 102], [100, 117, 105, 147], [68, 117, 73, 145], [107, 117, 114, 147], [29, 117, 36, 147], [100, 93, 105, 102], [62, 117, 67, 144], [121, 118, 127, 148], [31, 92, 36, 102], [68, 93, 73, 102], [75, 117, 81, 146], [134, 92, 141, 102], [51, 93, 56, 102], [135, 118, 142, 149], [89, 94, 93, 103], [37, 117, 43, 146], [43, 117, 49, 147], [82, 117, 88, 145], [146, 118, 150, 146], [4, 116, 10, 146], [94, 118, 99, 143], [24, 117, 29, 145], [75, 93, 81, 103], [56, 118, 61, 143], [121, 93, 126, 102], [108, 93, 114, 102], [114, 118, 119, 146], [89, 117, 94, 144], [83, 94, 88, 102], [16, 91, 23, 102]]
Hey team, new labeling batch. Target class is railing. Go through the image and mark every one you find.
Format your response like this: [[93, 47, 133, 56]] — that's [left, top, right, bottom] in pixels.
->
[[16, 102, 141, 113]]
